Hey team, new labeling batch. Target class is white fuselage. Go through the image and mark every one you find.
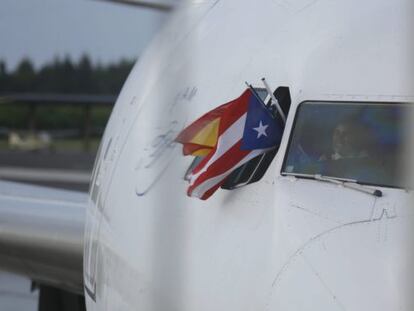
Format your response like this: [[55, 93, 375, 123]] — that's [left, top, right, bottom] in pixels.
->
[[84, 0, 414, 310]]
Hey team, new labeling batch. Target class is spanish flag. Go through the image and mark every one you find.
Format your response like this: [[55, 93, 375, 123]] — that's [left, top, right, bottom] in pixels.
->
[[175, 101, 231, 156]]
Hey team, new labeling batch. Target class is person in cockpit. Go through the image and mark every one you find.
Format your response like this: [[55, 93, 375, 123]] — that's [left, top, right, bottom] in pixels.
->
[[320, 119, 369, 161]]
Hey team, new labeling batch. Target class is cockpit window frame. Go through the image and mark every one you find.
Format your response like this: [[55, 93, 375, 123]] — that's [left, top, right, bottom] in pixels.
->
[[280, 100, 410, 190]]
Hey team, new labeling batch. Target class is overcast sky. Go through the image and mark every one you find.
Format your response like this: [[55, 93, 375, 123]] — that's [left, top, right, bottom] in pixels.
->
[[0, 0, 167, 70]]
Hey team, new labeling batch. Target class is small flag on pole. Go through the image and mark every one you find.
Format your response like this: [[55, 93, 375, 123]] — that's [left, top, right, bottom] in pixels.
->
[[175, 88, 284, 200]]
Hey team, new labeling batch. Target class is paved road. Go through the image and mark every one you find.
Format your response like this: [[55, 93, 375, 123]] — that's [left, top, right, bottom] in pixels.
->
[[0, 150, 94, 191], [0, 151, 95, 170], [0, 167, 91, 191]]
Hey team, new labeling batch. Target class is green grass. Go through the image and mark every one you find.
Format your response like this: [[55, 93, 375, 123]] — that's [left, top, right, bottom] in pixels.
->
[[52, 138, 101, 152], [0, 104, 112, 130], [0, 137, 101, 153], [0, 140, 8, 149]]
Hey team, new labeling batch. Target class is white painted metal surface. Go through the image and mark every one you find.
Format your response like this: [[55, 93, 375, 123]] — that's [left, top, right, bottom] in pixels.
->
[[0, 181, 86, 294], [0, 0, 412, 310], [99, 0, 177, 11], [83, 0, 414, 310]]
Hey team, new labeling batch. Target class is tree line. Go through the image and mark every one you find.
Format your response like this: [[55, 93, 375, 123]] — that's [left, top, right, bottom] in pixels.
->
[[0, 55, 134, 94], [0, 56, 134, 131]]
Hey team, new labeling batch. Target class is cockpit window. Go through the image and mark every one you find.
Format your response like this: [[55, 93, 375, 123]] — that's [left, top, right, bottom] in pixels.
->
[[282, 101, 408, 188]]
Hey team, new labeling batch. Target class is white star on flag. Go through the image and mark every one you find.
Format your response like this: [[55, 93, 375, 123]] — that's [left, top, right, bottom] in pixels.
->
[[253, 121, 268, 138]]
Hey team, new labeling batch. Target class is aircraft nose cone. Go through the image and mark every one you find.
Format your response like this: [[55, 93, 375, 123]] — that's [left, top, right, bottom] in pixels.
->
[[268, 215, 412, 311]]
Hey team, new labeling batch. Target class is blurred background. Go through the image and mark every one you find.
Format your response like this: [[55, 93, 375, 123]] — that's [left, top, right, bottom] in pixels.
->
[[0, 0, 168, 309]]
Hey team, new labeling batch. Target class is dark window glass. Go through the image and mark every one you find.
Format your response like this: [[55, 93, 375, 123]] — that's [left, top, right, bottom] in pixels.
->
[[282, 101, 408, 188]]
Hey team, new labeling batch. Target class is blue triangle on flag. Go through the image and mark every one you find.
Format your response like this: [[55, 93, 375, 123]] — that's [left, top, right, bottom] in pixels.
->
[[240, 93, 283, 150]]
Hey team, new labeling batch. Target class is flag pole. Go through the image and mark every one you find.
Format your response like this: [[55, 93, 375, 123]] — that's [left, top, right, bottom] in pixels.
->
[[244, 81, 268, 108], [261, 78, 286, 124]]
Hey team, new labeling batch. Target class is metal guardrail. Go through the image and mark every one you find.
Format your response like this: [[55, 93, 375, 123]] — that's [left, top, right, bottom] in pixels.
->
[[0, 92, 116, 151]]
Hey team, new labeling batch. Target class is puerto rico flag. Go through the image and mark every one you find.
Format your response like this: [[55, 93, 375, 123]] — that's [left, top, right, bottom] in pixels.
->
[[175, 88, 283, 200]]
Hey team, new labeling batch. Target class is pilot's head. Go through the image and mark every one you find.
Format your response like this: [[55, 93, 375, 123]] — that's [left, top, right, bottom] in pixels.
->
[[332, 121, 361, 158]]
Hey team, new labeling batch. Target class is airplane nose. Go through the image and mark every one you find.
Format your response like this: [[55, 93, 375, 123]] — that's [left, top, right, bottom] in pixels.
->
[[268, 214, 412, 311]]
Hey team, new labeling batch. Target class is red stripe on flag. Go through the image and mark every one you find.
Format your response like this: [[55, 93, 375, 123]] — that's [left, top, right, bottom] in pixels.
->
[[190, 143, 217, 175], [216, 90, 251, 136], [199, 179, 227, 200], [175, 89, 251, 144], [188, 140, 250, 196]]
